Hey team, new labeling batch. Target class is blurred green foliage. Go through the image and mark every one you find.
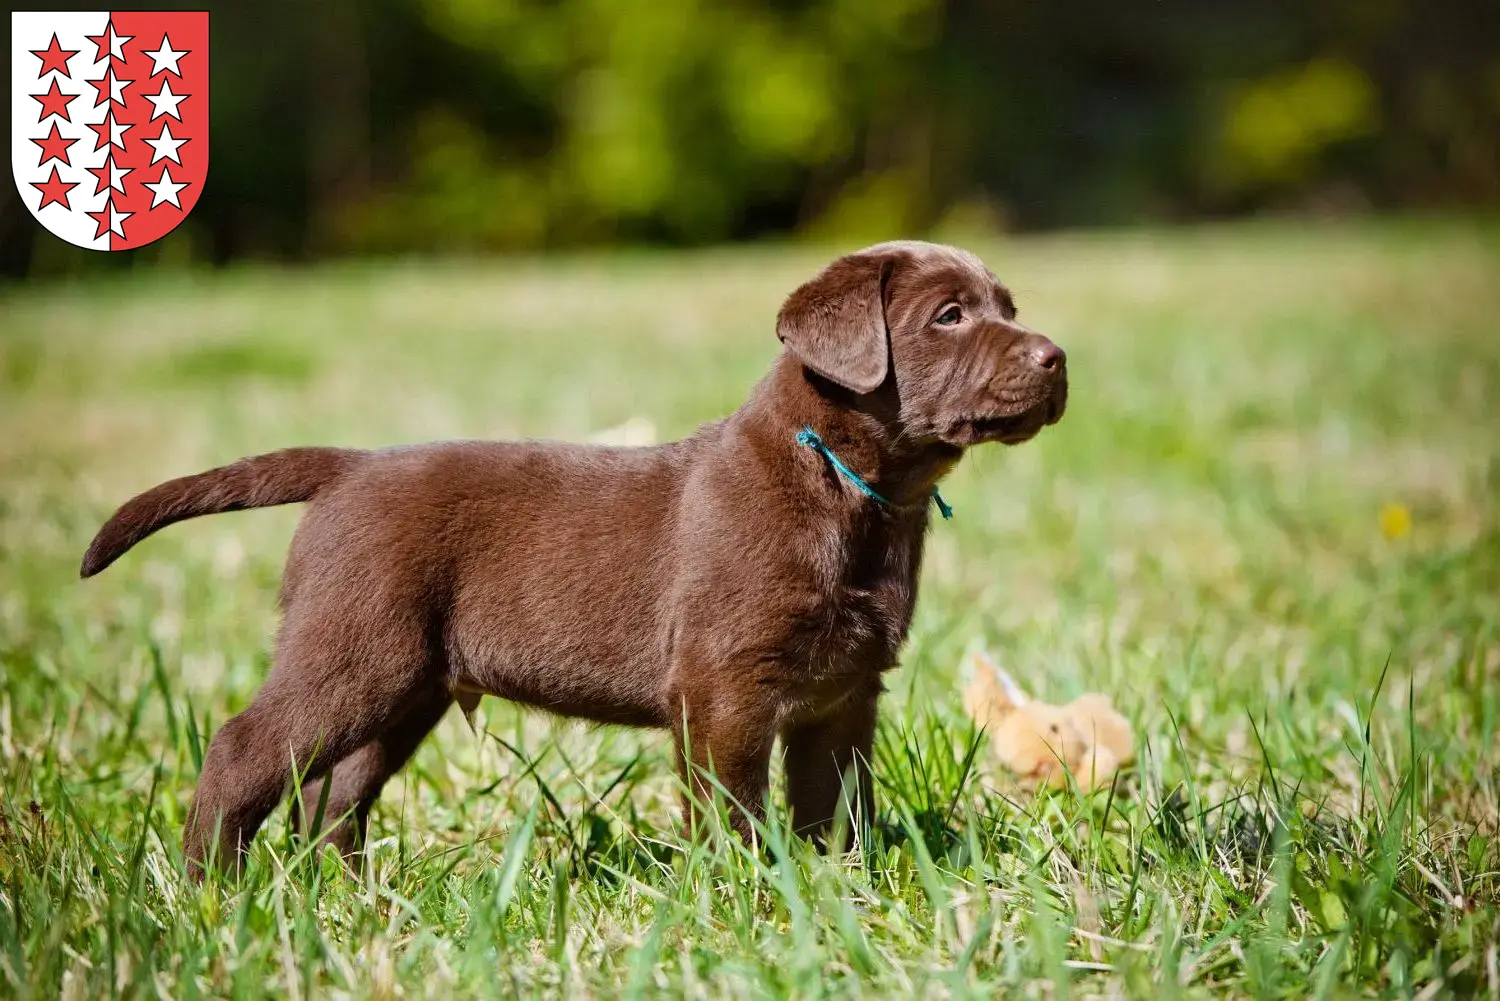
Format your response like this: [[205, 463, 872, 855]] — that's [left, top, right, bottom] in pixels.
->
[[1216, 58, 1380, 191], [340, 0, 941, 250], [3, 0, 1496, 274]]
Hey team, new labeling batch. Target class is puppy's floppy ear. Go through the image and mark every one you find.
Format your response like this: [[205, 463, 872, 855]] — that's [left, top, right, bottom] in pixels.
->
[[776, 250, 893, 394]]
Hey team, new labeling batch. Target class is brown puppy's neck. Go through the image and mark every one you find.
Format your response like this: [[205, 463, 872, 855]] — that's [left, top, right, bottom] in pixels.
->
[[741, 352, 963, 509]]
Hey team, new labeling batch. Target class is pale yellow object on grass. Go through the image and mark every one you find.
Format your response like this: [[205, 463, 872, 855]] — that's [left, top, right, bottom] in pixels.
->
[[962, 650, 1134, 793]]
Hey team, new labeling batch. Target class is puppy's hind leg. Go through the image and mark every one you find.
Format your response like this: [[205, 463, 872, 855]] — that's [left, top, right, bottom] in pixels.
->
[[293, 687, 453, 861], [183, 605, 438, 880]]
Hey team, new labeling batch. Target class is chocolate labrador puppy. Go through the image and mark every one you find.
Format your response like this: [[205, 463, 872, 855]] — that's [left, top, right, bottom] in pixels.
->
[[81, 241, 1066, 876]]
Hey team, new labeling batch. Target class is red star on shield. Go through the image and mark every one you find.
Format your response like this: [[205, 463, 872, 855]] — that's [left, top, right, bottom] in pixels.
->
[[31, 123, 77, 168], [86, 68, 133, 111], [85, 23, 132, 65], [87, 159, 132, 197], [30, 33, 78, 77], [87, 207, 112, 240], [86, 203, 132, 240], [32, 78, 79, 123], [87, 111, 132, 152], [32, 166, 79, 210]]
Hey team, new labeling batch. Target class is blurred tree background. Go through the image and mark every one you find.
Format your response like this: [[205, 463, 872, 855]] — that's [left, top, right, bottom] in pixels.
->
[[5, 0, 1497, 277]]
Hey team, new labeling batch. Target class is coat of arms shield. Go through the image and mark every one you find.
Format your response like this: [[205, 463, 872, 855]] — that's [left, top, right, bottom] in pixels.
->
[[11, 11, 208, 251]]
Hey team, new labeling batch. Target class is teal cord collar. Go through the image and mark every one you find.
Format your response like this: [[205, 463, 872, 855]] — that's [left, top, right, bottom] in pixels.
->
[[796, 426, 953, 520]]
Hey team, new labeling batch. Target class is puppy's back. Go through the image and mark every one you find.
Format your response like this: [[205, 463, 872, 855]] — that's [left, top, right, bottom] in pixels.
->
[[284, 436, 713, 726]]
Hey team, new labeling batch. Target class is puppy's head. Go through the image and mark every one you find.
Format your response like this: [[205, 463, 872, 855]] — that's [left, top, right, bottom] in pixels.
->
[[777, 241, 1066, 448]]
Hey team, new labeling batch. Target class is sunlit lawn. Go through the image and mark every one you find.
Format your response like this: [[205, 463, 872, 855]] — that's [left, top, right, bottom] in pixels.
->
[[2, 219, 1498, 998]]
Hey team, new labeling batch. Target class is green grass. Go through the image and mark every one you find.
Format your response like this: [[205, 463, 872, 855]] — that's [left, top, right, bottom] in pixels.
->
[[2, 220, 1498, 998]]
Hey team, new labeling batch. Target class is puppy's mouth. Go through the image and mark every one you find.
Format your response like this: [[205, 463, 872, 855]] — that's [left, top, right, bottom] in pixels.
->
[[948, 383, 1067, 447]]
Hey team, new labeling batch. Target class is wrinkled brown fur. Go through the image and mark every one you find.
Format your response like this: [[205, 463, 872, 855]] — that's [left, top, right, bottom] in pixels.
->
[[81, 241, 1068, 877]]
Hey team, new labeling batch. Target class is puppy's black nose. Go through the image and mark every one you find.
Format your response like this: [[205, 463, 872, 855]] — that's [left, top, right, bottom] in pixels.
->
[[1026, 335, 1065, 371]]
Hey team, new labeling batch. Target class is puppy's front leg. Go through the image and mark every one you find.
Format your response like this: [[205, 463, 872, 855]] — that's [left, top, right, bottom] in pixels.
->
[[782, 684, 879, 849], [672, 677, 778, 843]]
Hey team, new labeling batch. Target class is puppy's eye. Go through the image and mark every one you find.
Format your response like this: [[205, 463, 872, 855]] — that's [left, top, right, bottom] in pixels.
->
[[935, 305, 963, 326]]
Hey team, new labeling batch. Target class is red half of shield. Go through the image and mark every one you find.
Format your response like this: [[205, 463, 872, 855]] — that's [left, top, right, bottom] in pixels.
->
[[95, 10, 208, 250]]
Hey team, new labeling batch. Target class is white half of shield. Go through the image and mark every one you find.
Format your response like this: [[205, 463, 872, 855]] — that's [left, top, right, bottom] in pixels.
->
[[12, 11, 113, 250]]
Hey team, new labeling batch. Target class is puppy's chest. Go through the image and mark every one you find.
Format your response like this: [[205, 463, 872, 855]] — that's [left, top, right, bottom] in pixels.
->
[[800, 522, 924, 673]]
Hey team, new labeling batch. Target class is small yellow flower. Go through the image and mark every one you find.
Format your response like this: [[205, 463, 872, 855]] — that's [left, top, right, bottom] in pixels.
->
[[1379, 503, 1411, 540]]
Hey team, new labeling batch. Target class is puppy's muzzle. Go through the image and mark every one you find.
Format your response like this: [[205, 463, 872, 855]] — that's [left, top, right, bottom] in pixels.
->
[[975, 333, 1067, 444]]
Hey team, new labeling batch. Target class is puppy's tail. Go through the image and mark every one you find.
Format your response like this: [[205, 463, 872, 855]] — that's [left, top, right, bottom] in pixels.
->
[[80, 447, 366, 578]]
